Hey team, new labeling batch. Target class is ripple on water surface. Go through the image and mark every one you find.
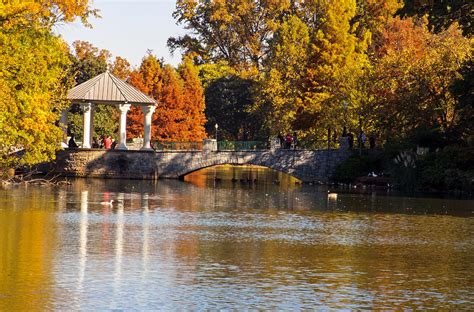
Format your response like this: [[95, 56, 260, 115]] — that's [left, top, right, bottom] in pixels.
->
[[0, 178, 473, 310]]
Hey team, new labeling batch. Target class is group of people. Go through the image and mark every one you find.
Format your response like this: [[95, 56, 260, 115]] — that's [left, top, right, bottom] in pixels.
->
[[342, 127, 376, 149], [278, 133, 298, 149], [93, 136, 117, 149], [272, 128, 376, 150], [68, 135, 117, 149]]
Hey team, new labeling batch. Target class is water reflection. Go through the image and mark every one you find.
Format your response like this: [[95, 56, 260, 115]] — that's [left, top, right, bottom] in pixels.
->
[[141, 193, 150, 282], [0, 187, 58, 310], [0, 174, 473, 310], [184, 164, 301, 189], [78, 190, 88, 292]]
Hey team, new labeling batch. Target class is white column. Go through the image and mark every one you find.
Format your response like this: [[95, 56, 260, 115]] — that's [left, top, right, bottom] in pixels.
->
[[141, 105, 156, 150], [81, 103, 92, 148], [118, 104, 131, 150], [89, 105, 95, 147], [60, 109, 68, 146]]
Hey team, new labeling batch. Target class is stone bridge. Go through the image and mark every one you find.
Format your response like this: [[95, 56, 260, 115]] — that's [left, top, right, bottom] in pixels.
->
[[55, 149, 351, 183]]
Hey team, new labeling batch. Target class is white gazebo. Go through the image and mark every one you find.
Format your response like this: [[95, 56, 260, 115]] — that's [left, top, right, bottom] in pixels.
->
[[63, 71, 156, 150]]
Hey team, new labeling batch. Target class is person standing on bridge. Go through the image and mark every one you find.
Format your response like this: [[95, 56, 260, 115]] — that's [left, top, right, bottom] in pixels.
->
[[292, 132, 298, 150], [285, 133, 293, 149]]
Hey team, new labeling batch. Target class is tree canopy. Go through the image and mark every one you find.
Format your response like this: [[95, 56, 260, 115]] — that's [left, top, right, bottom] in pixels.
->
[[173, 0, 472, 148], [0, 0, 96, 171], [128, 54, 207, 142]]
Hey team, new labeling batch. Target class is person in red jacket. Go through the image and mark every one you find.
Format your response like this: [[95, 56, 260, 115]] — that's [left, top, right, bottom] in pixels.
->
[[103, 136, 113, 149]]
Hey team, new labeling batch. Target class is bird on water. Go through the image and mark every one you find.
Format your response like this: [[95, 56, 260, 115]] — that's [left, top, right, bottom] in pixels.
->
[[327, 190, 338, 200], [100, 199, 114, 206]]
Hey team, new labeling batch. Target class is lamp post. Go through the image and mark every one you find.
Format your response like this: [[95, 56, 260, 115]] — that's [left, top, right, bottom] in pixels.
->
[[215, 123, 219, 150]]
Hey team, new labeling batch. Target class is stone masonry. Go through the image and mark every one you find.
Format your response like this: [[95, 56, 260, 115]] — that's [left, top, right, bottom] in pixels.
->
[[55, 149, 158, 179], [156, 149, 351, 182], [56, 149, 351, 182]]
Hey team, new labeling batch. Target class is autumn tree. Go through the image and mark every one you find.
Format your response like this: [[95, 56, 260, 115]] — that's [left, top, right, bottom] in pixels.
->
[[70, 41, 110, 85], [369, 17, 472, 142], [128, 54, 208, 142], [0, 1, 95, 172], [353, 0, 403, 48], [127, 54, 163, 138], [153, 65, 187, 141], [261, 15, 310, 135], [261, 0, 369, 144], [178, 57, 207, 141], [111, 56, 131, 80], [170, 0, 292, 72], [0, 1, 98, 28]]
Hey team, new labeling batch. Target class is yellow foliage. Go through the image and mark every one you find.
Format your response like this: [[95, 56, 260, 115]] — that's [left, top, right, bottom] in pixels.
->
[[0, 0, 92, 169]]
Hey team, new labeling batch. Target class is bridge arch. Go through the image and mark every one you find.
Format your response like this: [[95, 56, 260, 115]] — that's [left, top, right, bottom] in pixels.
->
[[155, 150, 347, 182], [176, 159, 298, 180]]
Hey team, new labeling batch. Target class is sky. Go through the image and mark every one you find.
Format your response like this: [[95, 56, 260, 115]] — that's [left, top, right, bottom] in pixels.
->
[[56, 0, 187, 67]]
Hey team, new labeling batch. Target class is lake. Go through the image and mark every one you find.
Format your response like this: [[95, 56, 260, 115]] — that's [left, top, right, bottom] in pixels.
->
[[0, 165, 473, 310]]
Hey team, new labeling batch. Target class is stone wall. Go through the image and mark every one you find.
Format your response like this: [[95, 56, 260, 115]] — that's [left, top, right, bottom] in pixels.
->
[[55, 149, 157, 179], [56, 149, 351, 182]]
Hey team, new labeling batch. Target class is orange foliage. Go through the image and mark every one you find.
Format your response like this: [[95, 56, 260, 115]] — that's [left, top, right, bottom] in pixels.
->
[[127, 55, 207, 142], [178, 57, 207, 141], [370, 17, 472, 137]]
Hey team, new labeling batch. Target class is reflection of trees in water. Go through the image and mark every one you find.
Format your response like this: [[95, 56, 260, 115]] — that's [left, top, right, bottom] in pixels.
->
[[184, 165, 301, 188], [0, 187, 59, 310], [0, 181, 472, 309]]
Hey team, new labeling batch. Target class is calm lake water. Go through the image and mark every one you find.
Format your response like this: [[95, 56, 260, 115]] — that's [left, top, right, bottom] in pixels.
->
[[0, 165, 473, 310]]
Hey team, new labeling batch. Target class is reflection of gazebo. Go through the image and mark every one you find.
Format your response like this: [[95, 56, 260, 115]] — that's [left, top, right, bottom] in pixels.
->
[[64, 71, 156, 150]]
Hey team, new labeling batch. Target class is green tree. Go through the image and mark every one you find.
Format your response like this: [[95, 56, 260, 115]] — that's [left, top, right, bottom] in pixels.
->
[[205, 76, 264, 140], [198, 61, 236, 88]]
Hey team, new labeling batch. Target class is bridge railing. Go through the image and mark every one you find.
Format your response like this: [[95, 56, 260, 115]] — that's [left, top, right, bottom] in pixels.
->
[[218, 141, 268, 151], [152, 141, 203, 151], [148, 139, 341, 151], [296, 140, 340, 150]]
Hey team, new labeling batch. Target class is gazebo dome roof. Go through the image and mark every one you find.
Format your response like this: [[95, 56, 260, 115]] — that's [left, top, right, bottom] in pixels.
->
[[67, 71, 156, 105]]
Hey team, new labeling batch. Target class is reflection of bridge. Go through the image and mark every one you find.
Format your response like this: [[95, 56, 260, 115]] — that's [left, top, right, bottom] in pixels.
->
[[56, 146, 350, 183]]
